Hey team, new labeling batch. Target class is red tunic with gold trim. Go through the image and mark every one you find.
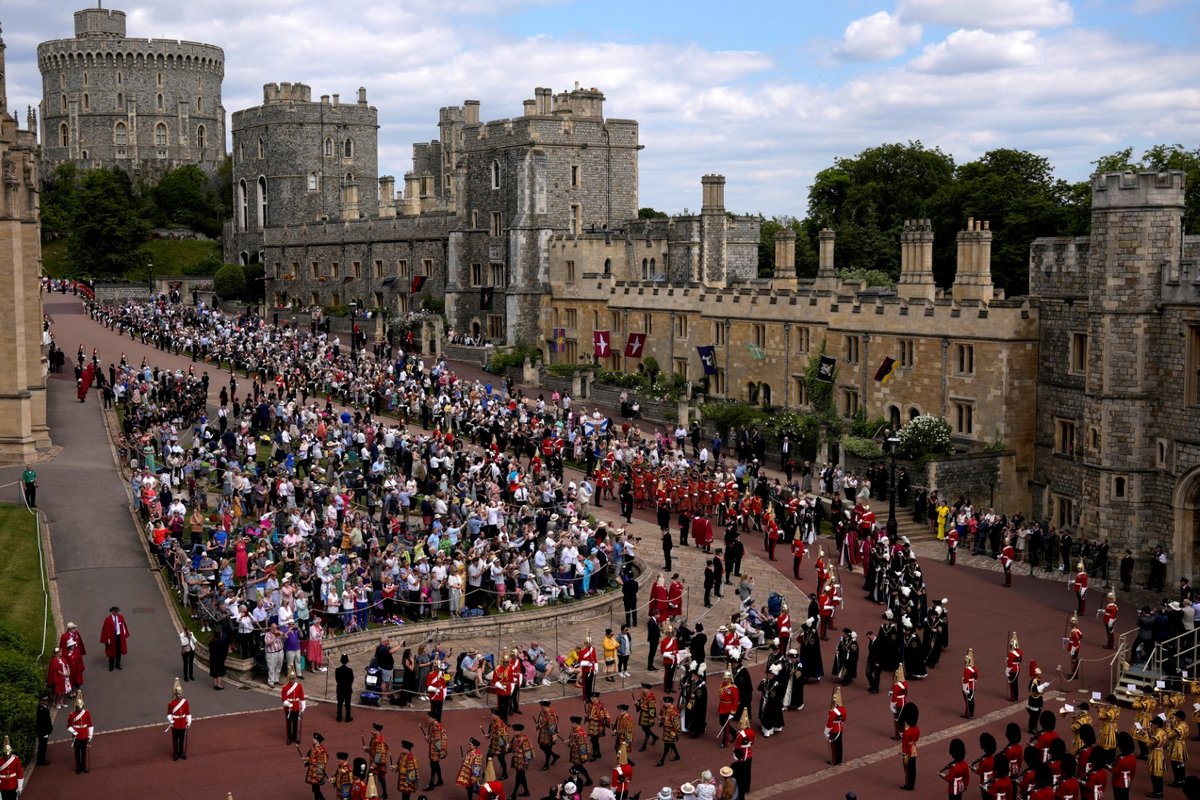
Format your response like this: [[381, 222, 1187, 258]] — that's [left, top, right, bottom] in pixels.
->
[[456, 747, 484, 788], [394, 750, 419, 793]]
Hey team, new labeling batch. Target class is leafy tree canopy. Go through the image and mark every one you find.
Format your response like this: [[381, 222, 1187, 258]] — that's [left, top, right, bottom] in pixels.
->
[[66, 167, 151, 279]]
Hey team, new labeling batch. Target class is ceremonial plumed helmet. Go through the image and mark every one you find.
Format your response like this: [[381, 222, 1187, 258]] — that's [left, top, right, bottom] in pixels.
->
[[1107, 589, 1117, 603], [365, 775, 381, 799], [173, 676, 183, 698], [965, 648, 974, 668], [75, 690, 85, 710], [738, 708, 751, 730], [1069, 613, 1079, 629], [484, 757, 497, 783], [895, 663, 906, 682], [830, 686, 843, 708], [2, 735, 10, 756], [1010, 633, 1020, 649], [1077, 560, 1085, 572], [288, 663, 298, 680], [618, 743, 629, 766]]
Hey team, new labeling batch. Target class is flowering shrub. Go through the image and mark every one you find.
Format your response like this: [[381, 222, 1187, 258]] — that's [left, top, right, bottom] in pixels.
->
[[897, 414, 954, 460]]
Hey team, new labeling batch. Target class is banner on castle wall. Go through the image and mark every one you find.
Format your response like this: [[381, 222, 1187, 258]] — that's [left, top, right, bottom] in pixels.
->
[[593, 330, 611, 358], [480, 287, 494, 310], [874, 356, 898, 384], [551, 328, 567, 353], [697, 345, 718, 376], [624, 333, 646, 359], [816, 355, 837, 383], [410, 275, 427, 294]]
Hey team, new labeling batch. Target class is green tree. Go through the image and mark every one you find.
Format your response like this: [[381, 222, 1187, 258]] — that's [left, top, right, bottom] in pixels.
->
[[152, 165, 225, 238], [756, 215, 806, 278], [66, 168, 150, 279], [213, 263, 246, 301], [805, 141, 957, 279], [1140, 144, 1200, 233], [40, 162, 82, 242], [935, 148, 1074, 296], [637, 207, 668, 219]]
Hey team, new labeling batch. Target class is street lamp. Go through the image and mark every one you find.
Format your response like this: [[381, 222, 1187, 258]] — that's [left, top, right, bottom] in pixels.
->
[[147, 258, 154, 300], [886, 434, 901, 540]]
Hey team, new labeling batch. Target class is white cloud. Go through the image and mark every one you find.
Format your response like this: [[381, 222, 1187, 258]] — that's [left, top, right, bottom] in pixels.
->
[[899, 0, 1073, 30], [834, 11, 923, 61], [910, 29, 1043, 74]]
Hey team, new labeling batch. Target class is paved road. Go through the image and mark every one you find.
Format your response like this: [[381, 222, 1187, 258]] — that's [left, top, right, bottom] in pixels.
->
[[39, 295, 278, 736]]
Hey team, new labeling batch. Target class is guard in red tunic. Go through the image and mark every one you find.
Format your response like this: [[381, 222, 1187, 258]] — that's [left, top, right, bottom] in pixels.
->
[[47, 647, 72, 709], [1005, 633, 1023, 702], [999, 538, 1015, 588], [485, 711, 512, 780], [425, 666, 448, 721], [168, 677, 191, 761], [777, 603, 792, 654], [99, 606, 129, 671], [365, 723, 389, 799], [509, 724, 534, 799], [899, 701, 920, 791], [961, 648, 978, 719], [825, 686, 847, 765], [283, 665, 307, 745], [666, 576, 684, 618], [423, 712, 448, 791], [0, 736, 24, 800], [1072, 561, 1089, 615], [1065, 614, 1083, 680], [611, 744, 633, 800], [1102, 590, 1119, 650], [68, 691, 93, 774], [475, 758, 505, 800], [939, 737, 970, 800], [791, 536, 807, 580], [730, 708, 754, 798], [491, 658, 514, 723], [457, 737, 485, 800], [659, 623, 679, 693], [890, 663, 909, 740], [577, 636, 598, 700]]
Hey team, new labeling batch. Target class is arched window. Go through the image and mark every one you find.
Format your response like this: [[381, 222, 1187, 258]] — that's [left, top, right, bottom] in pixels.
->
[[257, 176, 268, 229], [641, 258, 649, 281], [114, 121, 127, 146], [344, 138, 353, 158], [156, 93, 164, 111], [257, 138, 264, 159], [195, 96, 202, 113], [83, 93, 90, 111], [649, 257, 656, 277], [154, 122, 167, 147], [59, 123, 69, 147], [491, 159, 501, 189], [116, 92, 123, 109], [323, 137, 333, 157], [603, 258, 612, 276], [237, 179, 248, 231], [307, 172, 319, 191], [909, 407, 921, 421], [889, 405, 901, 428], [345, 173, 354, 183], [60, 94, 67, 112], [196, 124, 205, 148]]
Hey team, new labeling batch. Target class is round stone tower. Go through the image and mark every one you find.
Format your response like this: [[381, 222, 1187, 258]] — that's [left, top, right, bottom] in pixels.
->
[[37, 6, 226, 178]]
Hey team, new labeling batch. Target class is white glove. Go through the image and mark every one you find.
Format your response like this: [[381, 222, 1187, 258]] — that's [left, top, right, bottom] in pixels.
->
[[68, 726, 76, 737], [186, 715, 193, 728]]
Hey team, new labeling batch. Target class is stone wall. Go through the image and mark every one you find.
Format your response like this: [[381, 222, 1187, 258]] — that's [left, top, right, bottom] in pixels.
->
[[94, 282, 152, 302]]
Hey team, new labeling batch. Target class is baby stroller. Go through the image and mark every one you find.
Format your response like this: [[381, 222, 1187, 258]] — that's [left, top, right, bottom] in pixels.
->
[[361, 661, 382, 706]]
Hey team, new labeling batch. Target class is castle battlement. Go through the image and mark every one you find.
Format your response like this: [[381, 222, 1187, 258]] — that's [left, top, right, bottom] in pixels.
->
[[1091, 170, 1186, 209], [262, 82, 312, 104]]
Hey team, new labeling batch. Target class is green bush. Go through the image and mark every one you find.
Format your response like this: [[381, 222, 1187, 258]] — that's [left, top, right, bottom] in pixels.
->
[[0, 623, 42, 765], [850, 408, 891, 439], [213, 263, 246, 301], [546, 363, 592, 377], [840, 434, 885, 460], [596, 371, 647, 390], [323, 305, 350, 317], [0, 686, 36, 766], [699, 402, 769, 438]]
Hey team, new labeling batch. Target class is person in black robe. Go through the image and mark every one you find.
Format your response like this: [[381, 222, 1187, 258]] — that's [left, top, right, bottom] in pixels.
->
[[877, 613, 902, 673], [833, 628, 859, 685], [782, 649, 806, 710], [799, 618, 824, 682], [757, 663, 786, 736], [902, 617, 928, 679], [732, 658, 753, 722], [923, 600, 949, 668], [681, 662, 708, 737]]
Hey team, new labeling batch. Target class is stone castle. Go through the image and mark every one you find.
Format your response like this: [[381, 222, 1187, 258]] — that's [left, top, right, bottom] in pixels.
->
[[0, 29, 51, 460], [37, 6, 225, 179], [31, 12, 1200, 578]]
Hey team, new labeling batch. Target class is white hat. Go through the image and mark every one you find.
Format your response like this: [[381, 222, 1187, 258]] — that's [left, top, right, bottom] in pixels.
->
[[564, 782, 577, 794], [657, 789, 673, 800], [680, 783, 696, 794], [788, 648, 798, 656]]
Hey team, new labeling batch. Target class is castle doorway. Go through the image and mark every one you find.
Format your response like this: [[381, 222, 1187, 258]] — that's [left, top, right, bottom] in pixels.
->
[[1171, 467, 1200, 582]]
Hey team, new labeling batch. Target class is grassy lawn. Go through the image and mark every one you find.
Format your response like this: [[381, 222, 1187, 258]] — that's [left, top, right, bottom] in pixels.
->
[[41, 237, 221, 279], [0, 503, 53, 656]]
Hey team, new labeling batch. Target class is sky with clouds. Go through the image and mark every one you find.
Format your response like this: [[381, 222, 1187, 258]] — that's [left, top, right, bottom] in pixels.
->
[[3, 0, 1197, 218]]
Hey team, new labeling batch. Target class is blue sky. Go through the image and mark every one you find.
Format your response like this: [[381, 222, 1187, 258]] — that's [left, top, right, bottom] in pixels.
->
[[4, 0, 1197, 218]]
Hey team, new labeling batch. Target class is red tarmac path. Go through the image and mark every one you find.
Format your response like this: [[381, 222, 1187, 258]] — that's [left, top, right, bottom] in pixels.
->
[[23, 296, 1180, 799]]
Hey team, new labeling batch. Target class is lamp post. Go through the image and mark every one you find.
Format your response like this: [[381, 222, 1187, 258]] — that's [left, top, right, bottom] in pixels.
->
[[147, 257, 154, 300], [886, 435, 901, 540]]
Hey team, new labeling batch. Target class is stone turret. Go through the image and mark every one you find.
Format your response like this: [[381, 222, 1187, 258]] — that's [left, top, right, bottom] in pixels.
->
[[774, 227, 795, 274], [897, 218, 936, 302], [952, 217, 994, 303]]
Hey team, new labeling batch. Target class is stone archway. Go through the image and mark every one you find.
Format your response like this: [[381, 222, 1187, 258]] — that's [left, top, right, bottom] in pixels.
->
[[1171, 467, 1200, 583]]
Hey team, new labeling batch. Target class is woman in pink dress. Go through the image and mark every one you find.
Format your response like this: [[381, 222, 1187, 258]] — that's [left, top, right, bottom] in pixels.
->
[[234, 535, 249, 583]]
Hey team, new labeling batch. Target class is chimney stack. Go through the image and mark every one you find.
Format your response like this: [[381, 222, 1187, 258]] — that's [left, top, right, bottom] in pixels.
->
[[897, 218, 936, 303], [951, 217, 995, 303]]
